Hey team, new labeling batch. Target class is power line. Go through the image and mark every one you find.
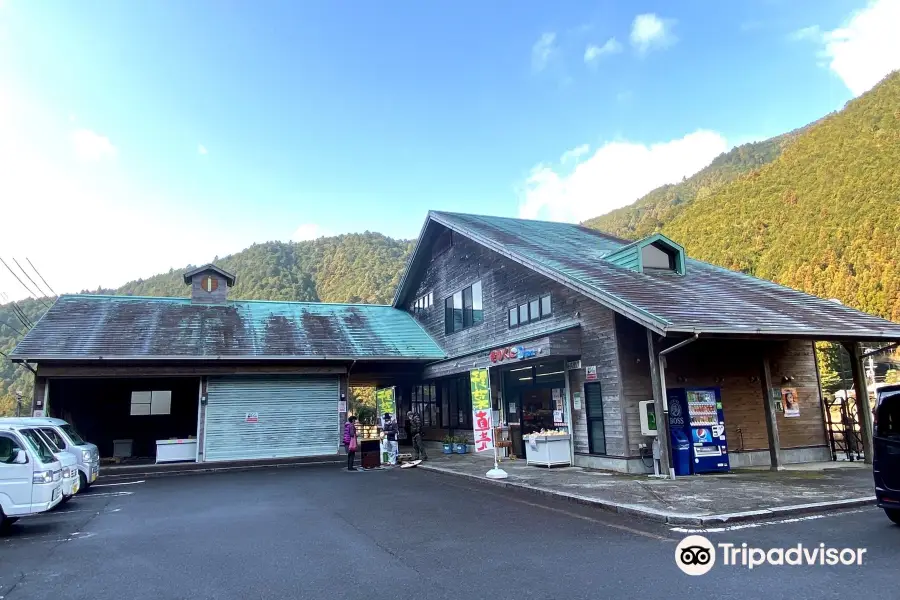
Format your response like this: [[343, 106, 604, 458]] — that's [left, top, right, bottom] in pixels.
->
[[0, 257, 50, 309], [25, 258, 58, 298], [13, 258, 53, 302], [0, 317, 25, 337]]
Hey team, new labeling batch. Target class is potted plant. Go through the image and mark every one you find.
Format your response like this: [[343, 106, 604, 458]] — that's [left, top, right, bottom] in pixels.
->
[[442, 435, 454, 454], [454, 436, 468, 454]]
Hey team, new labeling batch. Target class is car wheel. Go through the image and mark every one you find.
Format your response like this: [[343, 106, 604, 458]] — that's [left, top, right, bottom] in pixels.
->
[[886, 509, 900, 525], [0, 514, 17, 533], [79, 471, 89, 491]]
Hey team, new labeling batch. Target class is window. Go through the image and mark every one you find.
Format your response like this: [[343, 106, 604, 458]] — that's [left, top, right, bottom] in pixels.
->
[[585, 382, 606, 455], [540, 294, 552, 317], [413, 292, 433, 312], [641, 243, 677, 271], [511, 294, 552, 328], [444, 281, 483, 334], [19, 429, 55, 465], [130, 391, 172, 416], [877, 390, 900, 439], [0, 434, 23, 464], [60, 424, 86, 445], [440, 376, 472, 429], [40, 428, 66, 449], [411, 384, 438, 428]]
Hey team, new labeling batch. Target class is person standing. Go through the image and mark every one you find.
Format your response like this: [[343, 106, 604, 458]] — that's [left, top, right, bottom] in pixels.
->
[[383, 413, 399, 465], [407, 410, 427, 461], [343, 416, 358, 471]]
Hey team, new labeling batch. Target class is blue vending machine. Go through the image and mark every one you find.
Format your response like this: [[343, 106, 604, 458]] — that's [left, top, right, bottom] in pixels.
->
[[667, 387, 730, 474]]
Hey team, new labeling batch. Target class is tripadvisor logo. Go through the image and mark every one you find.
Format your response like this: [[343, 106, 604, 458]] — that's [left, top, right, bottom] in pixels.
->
[[675, 535, 867, 575]]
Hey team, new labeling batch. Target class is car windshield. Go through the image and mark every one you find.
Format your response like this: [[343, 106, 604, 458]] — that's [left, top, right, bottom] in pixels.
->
[[877, 391, 900, 440], [40, 427, 66, 449], [19, 429, 56, 465], [60, 424, 86, 445], [35, 429, 61, 452]]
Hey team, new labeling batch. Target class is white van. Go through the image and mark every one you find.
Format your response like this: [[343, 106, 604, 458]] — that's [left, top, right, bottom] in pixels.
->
[[0, 418, 99, 490], [0, 424, 64, 530], [21, 428, 80, 500]]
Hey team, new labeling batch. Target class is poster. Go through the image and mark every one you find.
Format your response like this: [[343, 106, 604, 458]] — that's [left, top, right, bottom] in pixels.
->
[[338, 400, 347, 413], [470, 368, 494, 452], [573, 392, 583, 410], [781, 388, 800, 417], [375, 387, 396, 423], [585, 366, 598, 381], [552, 388, 563, 411], [553, 410, 564, 425]]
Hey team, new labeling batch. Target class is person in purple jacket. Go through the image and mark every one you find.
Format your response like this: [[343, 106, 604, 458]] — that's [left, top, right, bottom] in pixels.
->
[[343, 416, 358, 471]]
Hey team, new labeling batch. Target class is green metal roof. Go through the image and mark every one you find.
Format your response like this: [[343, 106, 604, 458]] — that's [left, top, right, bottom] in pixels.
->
[[12, 295, 446, 361]]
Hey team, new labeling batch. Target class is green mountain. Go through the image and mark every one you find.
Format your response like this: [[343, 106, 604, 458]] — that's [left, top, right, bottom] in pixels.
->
[[583, 129, 804, 239], [0, 232, 412, 412]]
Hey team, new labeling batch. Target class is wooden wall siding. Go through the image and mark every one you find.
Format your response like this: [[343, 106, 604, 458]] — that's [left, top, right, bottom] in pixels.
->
[[32, 376, 48, 413], [615, 315, 656, 456], [663, 339, 826, 451], [190, 272, 229, 304], [402, 232, 624, 457]]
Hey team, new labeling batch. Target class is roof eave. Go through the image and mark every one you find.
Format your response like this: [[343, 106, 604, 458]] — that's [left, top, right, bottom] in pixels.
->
[[391, 213, 436, 308], [11, 354, 447, 363], [664, 325, 900, 342]]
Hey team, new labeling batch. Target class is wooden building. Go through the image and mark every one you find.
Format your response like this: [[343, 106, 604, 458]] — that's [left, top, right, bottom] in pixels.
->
[[12, 212, 900, 473]]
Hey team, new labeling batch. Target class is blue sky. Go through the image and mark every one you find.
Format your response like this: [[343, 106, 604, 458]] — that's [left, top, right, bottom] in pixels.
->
[[1, 0, 898, 297]]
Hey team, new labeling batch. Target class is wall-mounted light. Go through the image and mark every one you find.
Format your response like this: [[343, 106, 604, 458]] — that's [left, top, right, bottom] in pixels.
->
[[781, 375, 795, 383]]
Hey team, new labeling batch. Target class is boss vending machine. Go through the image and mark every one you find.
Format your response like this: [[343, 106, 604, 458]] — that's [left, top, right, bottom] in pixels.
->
[[667, 387, 730, 474]]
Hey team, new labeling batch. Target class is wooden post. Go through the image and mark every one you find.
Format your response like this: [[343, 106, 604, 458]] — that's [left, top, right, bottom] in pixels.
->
[[843, 342, 874, 464], [760, 355, 784, 471], [647, 330, 673, 478]]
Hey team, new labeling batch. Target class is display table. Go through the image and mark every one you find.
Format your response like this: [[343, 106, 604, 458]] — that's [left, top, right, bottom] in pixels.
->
[[524, 434, 572, 467], [155, 439, 197, 464]]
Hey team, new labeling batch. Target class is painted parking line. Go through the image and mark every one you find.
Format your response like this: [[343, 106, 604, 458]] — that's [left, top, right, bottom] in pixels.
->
[[91, 480, 145, 488], [75, 491, 135, 499], [669, 508, 872, 534]]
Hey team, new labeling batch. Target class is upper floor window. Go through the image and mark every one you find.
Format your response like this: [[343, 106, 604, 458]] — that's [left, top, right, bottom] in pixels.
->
[[413, 292, 433, 312], [445, 281, 483, 334], [509, 294, 552, 328]]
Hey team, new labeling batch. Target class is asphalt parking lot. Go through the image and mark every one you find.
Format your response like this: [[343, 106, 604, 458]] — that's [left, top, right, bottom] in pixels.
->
[[1, 465, 897, 600]]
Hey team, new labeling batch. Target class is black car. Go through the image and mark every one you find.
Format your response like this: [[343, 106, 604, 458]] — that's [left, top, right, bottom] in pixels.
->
[[874, 384, 900, 524]]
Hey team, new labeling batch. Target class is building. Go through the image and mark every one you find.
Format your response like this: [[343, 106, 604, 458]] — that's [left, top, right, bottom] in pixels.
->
[[12, 212, 900, 472]]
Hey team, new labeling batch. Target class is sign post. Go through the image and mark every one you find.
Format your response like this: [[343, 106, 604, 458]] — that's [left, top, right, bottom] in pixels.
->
[[470, 368, 507, 479]]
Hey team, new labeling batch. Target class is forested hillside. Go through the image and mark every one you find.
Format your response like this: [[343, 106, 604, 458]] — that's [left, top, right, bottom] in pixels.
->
[[583, 129, 804, 239], [0, 233, 412, 412]]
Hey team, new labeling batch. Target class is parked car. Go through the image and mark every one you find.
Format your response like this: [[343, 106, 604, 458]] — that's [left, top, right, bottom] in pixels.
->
[[874, 384, 900, 525], [0, 424, 64, 530], [0, 418, 100, 490], [23, 428, 80, 501]]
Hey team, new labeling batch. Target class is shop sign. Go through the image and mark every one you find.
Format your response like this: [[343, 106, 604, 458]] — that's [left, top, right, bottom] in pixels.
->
[[338, 400, 347, 413], [566, 359, 582, 370], [585, 366, 598, 381], [245, 412, 259, 423], [376, 387, 396, 423], [470, 368, 494, 453], [490, 345, 540, 363]]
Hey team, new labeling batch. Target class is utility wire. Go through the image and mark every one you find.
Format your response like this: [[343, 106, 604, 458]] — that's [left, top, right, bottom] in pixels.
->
[[0, 257, 50, 309], [13, 258, 53, 303], [25, 258, 58, 298], [0, 317, 25, 337]]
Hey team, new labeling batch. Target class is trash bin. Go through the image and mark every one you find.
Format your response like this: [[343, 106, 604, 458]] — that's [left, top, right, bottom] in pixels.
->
[[671, 430, 692, 476]]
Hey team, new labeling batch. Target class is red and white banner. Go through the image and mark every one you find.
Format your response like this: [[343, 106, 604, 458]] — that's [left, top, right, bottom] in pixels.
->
[[472, 408, 494, 453]]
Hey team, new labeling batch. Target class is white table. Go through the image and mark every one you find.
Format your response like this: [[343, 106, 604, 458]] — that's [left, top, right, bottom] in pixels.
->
[[156, 439, 198, 464], [524, 434, 572, 467]]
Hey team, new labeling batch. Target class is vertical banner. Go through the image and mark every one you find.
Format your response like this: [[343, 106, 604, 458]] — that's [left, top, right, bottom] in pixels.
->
[[375, 387, 396, 425], [470, 368, 494, 452]]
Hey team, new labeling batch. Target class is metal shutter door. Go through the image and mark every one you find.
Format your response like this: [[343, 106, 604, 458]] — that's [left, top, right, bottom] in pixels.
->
[[205, 376, 339, 462]]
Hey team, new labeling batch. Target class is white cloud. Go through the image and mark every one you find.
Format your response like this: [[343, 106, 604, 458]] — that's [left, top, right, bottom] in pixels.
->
[[198, 143, 208, 155], [789, 25, 822, 42], [584, 38, 623, 65], [292, 223, 328, 242], [70, 128, 117, 162], [821, 0, 900, 96], [630, 13, 677, 54], [518, 131, 728, 223], [531, 32, 557, 72], [560, 144, 590, 164]]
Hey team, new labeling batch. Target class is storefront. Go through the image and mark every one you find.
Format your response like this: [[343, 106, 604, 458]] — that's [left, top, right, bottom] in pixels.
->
[[498, 361, 568, 458]]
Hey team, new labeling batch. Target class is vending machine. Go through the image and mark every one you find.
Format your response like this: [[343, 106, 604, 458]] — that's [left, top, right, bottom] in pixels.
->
[[667, 387, 730, 474]]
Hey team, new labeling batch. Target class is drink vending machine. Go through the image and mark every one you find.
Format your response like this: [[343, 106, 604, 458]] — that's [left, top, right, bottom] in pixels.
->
[[667, 387, 730, 474]]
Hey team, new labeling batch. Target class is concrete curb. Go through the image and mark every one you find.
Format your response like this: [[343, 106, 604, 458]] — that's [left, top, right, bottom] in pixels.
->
[[418, 463, 876, 526], [97, 459, 343, 481]]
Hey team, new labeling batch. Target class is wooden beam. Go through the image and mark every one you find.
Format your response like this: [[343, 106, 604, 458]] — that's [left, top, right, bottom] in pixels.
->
[[647, 330, 673, 478], [760, 354, 784, 471], [843, 342, 874, 464]]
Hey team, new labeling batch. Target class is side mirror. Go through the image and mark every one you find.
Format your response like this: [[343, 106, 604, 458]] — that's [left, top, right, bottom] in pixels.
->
[[13, 448, 28, 464]]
